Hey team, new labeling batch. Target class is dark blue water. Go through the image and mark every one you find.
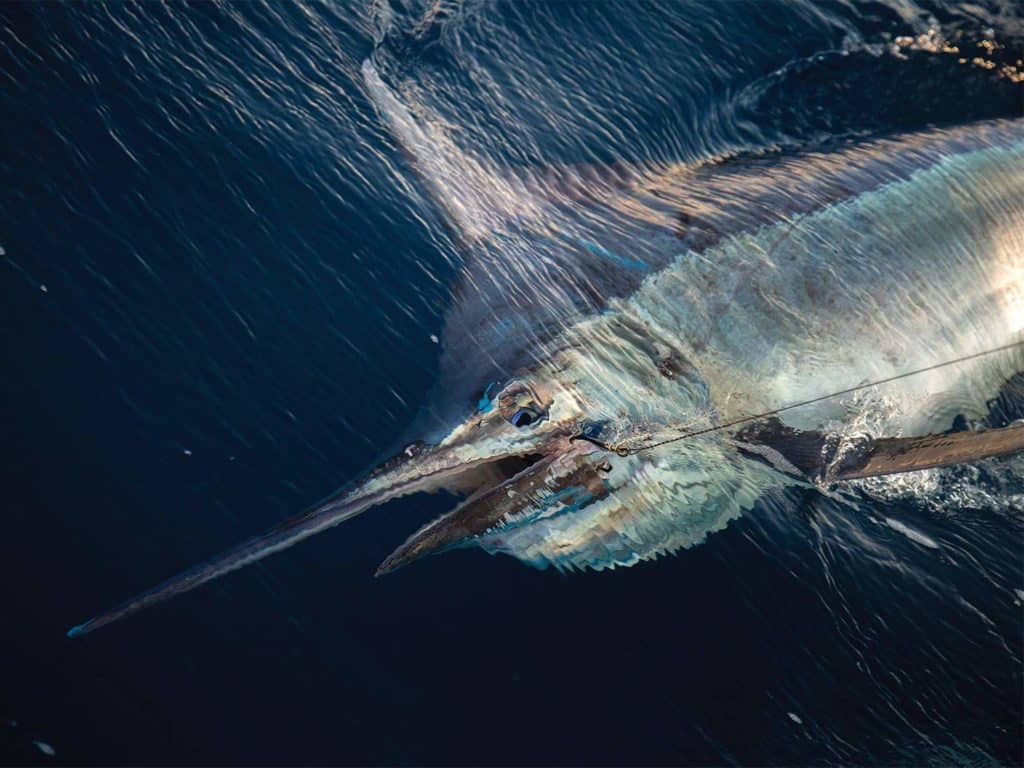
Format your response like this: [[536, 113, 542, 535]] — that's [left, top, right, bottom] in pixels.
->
[[2, 2, 1022, 764]]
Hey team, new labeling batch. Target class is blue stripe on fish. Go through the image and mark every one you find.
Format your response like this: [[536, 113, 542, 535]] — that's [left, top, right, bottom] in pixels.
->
[[578, 238, 648, 270]]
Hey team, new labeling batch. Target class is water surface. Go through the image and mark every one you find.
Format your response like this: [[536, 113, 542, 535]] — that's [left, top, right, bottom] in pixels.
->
[[1, 1, 1022, 764]]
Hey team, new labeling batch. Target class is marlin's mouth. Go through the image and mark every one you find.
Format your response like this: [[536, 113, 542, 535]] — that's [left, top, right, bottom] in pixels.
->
[[408, 450, 548, 498], [366, 436, 606, 575], [374, 452, 555, 575]]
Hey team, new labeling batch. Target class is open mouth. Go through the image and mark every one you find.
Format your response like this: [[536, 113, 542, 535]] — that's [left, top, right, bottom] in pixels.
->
[[438, 451, 547, 495], [375, 440, 612, 576], [373, 449, 557, 576]]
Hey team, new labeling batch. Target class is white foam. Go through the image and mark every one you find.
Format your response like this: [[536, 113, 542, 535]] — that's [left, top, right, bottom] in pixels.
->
[[885, 518, 939, 549], [788, 712, 803, 724]]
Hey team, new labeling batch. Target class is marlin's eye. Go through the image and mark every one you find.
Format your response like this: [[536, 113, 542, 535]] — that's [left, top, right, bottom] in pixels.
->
[[498, 382, 547, 427], [510, 408, 537, 428]]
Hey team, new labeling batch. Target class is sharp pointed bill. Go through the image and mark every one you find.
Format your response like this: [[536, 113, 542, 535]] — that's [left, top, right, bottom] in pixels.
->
[[68, 61, 1024, 636]]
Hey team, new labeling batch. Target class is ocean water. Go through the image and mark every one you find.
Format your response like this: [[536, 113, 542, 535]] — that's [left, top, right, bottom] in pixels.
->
[[1, 1, 1022, 764]]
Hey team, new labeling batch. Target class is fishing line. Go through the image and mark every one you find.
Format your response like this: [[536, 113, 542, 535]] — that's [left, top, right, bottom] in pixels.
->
[[577, 340, 1024, 457]]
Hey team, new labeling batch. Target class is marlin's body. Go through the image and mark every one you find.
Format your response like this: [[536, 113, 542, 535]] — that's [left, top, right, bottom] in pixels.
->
[[68, 62, 1023, 635], [461, 135, 1023, 569]]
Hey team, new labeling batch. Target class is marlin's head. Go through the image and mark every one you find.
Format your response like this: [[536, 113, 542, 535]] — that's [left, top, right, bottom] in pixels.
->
[[66, 360, 611, 636], [68, 314, 775, 637]]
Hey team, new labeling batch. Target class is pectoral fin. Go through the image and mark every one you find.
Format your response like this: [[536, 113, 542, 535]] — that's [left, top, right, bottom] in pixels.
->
[[736, 418, 1024, 483], [833, 423, 1024, 481]]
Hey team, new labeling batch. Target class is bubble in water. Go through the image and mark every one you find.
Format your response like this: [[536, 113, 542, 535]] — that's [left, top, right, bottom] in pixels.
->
[[33, 741, 55, 757]]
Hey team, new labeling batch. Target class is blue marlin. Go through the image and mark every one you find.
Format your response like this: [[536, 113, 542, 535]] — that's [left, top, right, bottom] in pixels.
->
[[68, 61, 1024, 636]]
